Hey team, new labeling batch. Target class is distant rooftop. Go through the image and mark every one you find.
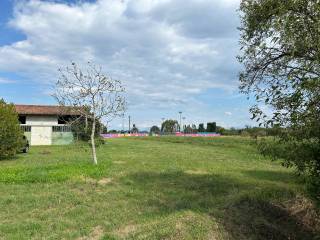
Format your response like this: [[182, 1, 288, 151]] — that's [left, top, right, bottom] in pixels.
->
[[14, 104, 80, 116]]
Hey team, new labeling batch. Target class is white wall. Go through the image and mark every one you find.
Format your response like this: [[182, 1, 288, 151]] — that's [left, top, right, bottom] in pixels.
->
[[26, 115, 58, 126], [31, 126, 52, 145]]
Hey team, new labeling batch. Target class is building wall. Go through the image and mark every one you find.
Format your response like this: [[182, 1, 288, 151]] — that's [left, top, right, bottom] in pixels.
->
[[31, 126, 52, 145], [26, 115, 58, 126], [52, 132, 74, 145], [21, 115, 73, 146]]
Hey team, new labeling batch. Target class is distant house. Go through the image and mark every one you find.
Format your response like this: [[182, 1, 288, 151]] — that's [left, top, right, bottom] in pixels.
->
[[15, 104, 79, 146]]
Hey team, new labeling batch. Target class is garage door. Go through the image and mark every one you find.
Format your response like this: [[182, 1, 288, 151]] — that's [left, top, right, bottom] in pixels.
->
[[31, 126, 52, 145]]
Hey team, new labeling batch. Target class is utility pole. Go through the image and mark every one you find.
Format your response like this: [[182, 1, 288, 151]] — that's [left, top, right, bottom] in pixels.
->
[[182, 117, 186, 134], [179, 111, 182, 132], [128, 115, 131, 133]]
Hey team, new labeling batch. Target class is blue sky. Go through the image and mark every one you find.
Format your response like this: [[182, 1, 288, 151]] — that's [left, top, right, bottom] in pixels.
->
[[0, 0, 256, 130]]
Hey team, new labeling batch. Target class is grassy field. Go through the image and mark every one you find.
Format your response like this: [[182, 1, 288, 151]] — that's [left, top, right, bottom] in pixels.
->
[[0, 137, 319, 240]]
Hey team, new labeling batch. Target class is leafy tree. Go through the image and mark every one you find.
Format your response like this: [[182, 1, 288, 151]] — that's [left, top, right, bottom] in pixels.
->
[[184, 125, 193, 134], [191, 124, 198, 133], [182, 124, 186, 132], [265, 124, 283, 137], [108, 130, 118, 133], [71, 116, 103, 141], [206, 122, 217, 132], [243, 126, 267, 139], [216, 126, 225, 135], [101, 124, 108, 134], [223, 127, 241, 136], [198, 123, 205, 132], [132, 124, 139, 133], [150, 125, 160, 134], [0, 99, 23, 158], [239, 0, 320, 197], [161, 119, 179, 133]]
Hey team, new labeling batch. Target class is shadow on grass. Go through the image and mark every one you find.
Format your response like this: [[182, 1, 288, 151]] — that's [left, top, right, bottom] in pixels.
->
[[124, 171, 319, 240], [0, 154, 22, 162], [132, 136, 255, 149], [242, 170, 297, 184]]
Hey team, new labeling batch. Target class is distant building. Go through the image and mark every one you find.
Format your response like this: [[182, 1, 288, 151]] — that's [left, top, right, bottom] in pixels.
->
[[15, 104, 79, 146]]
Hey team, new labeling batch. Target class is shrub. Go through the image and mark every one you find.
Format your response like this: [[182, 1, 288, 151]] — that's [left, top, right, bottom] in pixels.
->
[[87, 137, 105, 148], [150, 125, 160, 134], [258, 137, 320, 201], [0, 99, 23, 158]]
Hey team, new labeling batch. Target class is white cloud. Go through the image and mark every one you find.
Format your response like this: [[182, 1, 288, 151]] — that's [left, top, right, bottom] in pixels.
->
[[0, 77, 16, 84], [0, 0, 243, 128], [224, 111, 232, 116]]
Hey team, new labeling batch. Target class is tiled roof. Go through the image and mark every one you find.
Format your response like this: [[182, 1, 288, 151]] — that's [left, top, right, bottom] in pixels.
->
[[15, 104, 80, 116]]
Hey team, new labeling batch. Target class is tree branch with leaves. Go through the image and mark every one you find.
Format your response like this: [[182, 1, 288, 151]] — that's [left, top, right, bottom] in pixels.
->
[[239, 0, 320, 198]]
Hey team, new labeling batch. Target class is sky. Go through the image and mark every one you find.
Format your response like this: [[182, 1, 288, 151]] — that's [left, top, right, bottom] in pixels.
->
[[0, 0, 256, 130]]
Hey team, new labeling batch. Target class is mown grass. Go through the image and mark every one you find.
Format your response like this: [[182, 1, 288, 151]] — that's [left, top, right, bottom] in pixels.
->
[[0, 137, 319, 240]]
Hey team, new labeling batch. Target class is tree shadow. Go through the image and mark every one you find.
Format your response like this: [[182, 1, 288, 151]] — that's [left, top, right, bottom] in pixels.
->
[[123, 171, 319, 239], [0, 154, 21, 162], [242, 170, 297, 184]]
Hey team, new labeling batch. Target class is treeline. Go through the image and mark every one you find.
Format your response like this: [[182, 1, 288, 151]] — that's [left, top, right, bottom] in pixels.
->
[[217, 125, 282, 138], [150, 120, 281, 137]]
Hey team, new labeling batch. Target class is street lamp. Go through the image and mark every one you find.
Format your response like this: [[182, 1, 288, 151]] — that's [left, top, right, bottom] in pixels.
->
[[182, 117, 186, 134], [128, 115, 131, 133], [179, 111, 182, 132]]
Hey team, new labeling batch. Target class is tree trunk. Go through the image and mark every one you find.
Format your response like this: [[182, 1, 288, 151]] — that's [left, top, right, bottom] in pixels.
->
[[85, 115, 88, 133], [91, 116, 97, 165]]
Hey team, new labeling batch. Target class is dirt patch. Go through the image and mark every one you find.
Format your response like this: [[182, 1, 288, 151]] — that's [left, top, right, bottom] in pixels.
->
[[79, 176, 113, 186], [221, 196, 320, 240], [98, 178, 112, 185], [80, 176, 97, 184], [285, 196, 320, 233], [77, 226, 104, 240], [185, 169, 209, 175], [114, 224, 137, 238]]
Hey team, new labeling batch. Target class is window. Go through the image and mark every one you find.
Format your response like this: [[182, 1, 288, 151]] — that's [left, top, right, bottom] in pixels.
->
[[21, 125, 31, 132], [19, 116, 26, 124], [52, 126, 71, 132]]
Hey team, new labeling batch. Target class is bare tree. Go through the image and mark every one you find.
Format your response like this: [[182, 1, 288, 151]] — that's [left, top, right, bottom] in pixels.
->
[[53, 62, 126, 165]]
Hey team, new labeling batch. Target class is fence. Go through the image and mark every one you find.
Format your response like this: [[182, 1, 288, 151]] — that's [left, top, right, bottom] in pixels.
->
[[175, 132, 220, 137], [101, 132, 220, 138], [101, 133, 149, 138]]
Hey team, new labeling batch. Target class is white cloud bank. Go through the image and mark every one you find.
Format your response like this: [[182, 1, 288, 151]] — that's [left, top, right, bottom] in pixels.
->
[[0, 0, 245, 128], [0, 77, 16, 84]]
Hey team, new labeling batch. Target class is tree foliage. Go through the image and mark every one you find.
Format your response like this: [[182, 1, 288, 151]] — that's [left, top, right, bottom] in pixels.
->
[[131, 124, 139, 133], [71, 116, 103, 141], [239, 0, 320, 198], [184, 125, 193, 134], [0, 99, 23, 158], [206, 122, 217, 132], [198, 123, 205, 132], [239, 0, 320, 128], [150, 125, 160, 134], [161, 120, 179, 133]]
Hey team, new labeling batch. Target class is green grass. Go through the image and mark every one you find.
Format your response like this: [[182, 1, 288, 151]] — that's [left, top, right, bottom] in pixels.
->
[[0, 137, 319, 239]]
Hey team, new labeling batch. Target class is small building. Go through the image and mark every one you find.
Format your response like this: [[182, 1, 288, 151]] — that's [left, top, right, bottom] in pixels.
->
[[15, 104, 79, 146]]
